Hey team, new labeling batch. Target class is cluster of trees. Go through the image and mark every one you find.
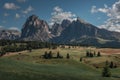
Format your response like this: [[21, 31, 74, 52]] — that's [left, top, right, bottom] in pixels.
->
[[109, 61, 117, 68], [86, 51, 101, 57], [43, 51, 53, 59], [0, 40, 58, 57], [106, 61, 117, 69], [42, 51, 70, 59], [102, 61, 117, 77]]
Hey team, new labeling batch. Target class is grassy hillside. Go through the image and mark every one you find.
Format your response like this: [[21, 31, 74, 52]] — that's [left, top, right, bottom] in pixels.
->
[[0, 47, 120, 80]]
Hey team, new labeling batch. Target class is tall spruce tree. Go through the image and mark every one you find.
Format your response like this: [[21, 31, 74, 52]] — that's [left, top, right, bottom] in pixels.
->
[[102, 61, 111, 77], [109, 61, 114, 68], [66, 53, 70, 59], [97, 51, 101, 57]]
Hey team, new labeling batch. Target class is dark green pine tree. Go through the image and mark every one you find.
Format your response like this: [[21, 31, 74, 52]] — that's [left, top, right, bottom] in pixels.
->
[[97, 51, 101, 57], [66, 53, 70, 59], [44, 51, 48, 59], [80, 57, 83, 62], [102, 61, 111, 77], [57, 51, 60, 58], [48, 51, 52, 59], [86, 51, 90, 57], [109, 61, 114, 68]]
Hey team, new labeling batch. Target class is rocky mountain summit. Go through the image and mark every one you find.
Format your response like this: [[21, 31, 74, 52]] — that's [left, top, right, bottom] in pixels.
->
[[21, 15, 52, 41], [52, 17, 120, 46], [51, 19, 71, 37]]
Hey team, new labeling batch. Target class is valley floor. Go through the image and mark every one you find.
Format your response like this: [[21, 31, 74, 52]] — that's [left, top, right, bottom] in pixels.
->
[[0, 47, 120, 80]]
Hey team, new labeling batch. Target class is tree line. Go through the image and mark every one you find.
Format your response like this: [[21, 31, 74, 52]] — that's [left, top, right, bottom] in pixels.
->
[[0, 40, 58, 57], [86, 51, 101, 57]]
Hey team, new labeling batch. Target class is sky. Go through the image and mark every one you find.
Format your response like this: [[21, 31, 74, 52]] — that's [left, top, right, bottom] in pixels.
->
[[0, 0, 120, 32]]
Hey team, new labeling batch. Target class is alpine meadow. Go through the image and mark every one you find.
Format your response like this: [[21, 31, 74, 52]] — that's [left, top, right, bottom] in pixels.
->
[[0, 0, 120, 80]]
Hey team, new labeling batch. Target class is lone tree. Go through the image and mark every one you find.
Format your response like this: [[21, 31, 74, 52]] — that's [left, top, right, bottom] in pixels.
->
[[48, 51, 52, 59], [102, 61, 111, 77], [66, 53, 70, 59], [57, 51, 60, 58], [56, 52, 63, 59], [44, 51, 48, 59], [93, 51, 96, 56], [86, 51, 90, 57], [97, 51, 101, 57], [109, 61, 114, 68], [80, 57, 83, 62]]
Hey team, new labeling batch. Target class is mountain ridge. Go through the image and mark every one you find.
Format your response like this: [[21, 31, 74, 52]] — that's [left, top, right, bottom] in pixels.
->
[[0, 15, 120, 47]]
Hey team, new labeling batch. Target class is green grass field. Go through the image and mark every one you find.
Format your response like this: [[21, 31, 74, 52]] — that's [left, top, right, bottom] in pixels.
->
[[0, 47, 120, 80]]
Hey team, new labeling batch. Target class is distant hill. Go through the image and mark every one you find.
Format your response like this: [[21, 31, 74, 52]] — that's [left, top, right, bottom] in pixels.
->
[[0, 29, 20, 40]]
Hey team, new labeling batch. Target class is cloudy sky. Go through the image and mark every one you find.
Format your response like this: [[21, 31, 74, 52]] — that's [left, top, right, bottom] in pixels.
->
[[0, 0, 120, 32]]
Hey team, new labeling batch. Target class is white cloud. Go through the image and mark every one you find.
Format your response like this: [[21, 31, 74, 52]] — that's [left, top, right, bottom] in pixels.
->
[[4, 3, 20, 10], [15, 13, 20, 19], [49, 6, 76, 26], [9, 27, 19, 30], [22, 6, 34, 14], [54, 6, 63, 12], [91, 4, 109, 14], [4, 13, 9, 16], [91, 6, 98, 13], [91, 1, 120, 32], [16, 0, 26, 3]]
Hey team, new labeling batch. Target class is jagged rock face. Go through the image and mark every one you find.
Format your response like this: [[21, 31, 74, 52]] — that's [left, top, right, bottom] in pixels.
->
[[52, 18, 120, 44], [51, 19, 71, 37], [52, 19, 98, 43], [51, 23, 63, 37], [61, 19, 71, 29], [0, 29, 20, 40], [21, 15, 52, 41], [20, 15, 120, 47]]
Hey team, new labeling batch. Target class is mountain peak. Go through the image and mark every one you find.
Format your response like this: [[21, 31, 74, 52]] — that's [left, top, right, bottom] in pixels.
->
[[76, 17, 88, 24], [28, 14, 38, 21], [21, 15, 52, 41], [61, 19, 71, 28]]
